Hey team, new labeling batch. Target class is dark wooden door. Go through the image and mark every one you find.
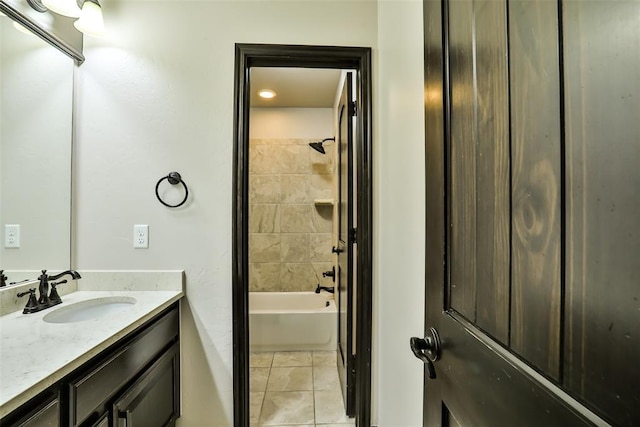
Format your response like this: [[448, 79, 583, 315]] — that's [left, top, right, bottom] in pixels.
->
[[337, 72, 356, 416], [418, 0, 640, 425]]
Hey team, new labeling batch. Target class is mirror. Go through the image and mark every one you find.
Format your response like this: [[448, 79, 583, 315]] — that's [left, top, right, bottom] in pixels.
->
[[0, 2, 75, 276]]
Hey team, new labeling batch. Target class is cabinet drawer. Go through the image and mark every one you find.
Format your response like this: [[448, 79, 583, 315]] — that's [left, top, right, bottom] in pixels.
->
[[5, 393, 60, 427], [69, 307, 178, 425], [112, 343, 179, 427]]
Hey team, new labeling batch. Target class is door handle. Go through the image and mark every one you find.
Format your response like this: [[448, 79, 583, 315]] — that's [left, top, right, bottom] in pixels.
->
[[410, 327, 441, 379]]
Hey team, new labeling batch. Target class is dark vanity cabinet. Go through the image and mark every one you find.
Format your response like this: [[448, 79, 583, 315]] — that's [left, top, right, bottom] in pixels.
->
[[3, 393, 60, 427], [1, 303, 180, 427], [111, 344, 179, 427]]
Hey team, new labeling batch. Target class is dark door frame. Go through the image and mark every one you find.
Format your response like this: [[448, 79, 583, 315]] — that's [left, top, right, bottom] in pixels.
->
[[232, 43, 373, 427]]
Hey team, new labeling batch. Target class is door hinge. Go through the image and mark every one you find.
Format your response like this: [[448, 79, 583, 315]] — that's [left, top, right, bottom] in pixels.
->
[[348, 101, 357, 117], [350, 228, 357, 243]]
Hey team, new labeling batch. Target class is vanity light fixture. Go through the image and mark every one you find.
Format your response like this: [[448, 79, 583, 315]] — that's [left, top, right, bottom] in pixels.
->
[[13, 21, 37, 35], [73, 0, 104, 37], [41, 0, 81, 18], [26, 0, 48, 13], [258, 89, 277, 99], [12, 3, 53, 35]]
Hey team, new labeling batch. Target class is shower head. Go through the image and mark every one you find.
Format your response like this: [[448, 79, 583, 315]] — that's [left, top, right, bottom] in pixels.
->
[[309, 142, 326, 154], [308, 137, 335, 155]]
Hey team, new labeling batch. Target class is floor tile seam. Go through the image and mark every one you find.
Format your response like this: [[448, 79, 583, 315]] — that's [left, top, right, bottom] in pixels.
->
[[266, 388, 315, 392]]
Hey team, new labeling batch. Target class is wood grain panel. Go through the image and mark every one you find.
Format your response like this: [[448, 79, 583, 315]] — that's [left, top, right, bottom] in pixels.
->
[[448, 0, 477, 321], [473, 0, 511, 344], [563, 1, 640, 425], [508, 0, 562, 379]]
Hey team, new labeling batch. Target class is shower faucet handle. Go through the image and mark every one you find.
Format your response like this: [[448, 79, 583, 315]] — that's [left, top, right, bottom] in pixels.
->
[[322, 267, 336, 283], [332, 246, 344, 254]]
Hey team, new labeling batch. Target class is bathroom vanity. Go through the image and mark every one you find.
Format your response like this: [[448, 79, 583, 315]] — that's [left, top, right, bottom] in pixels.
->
[[0, 272, 184, 427]]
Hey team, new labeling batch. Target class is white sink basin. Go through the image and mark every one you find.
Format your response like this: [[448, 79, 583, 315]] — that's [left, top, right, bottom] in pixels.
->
[[43, 296, 137, 323]]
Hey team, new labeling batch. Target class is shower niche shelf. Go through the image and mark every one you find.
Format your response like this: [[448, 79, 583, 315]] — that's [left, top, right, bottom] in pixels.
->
[[313, 199, 335, 206]]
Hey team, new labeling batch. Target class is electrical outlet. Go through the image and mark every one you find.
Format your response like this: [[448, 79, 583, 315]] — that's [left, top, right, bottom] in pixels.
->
[[133, 225, 149, 249], [4, 224, 20, 248]]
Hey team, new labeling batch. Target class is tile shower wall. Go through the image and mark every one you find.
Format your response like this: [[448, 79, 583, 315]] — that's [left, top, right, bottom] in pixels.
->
[[249, 138, 334, 292]]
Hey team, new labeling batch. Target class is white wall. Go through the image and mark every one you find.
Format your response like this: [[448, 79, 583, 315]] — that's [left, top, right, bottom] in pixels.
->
[[75, 1, 425, 425], [375, 1, 425, 425], [75, 2, 377, 425], [250, 108, 333, 139]]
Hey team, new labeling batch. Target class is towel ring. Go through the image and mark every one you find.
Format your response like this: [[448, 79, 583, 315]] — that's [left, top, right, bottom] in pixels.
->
[[155, 172, 189, 208]]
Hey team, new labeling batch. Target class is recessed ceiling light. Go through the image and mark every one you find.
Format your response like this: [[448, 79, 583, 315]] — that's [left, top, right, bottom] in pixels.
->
[[258, 89, 276, 99]]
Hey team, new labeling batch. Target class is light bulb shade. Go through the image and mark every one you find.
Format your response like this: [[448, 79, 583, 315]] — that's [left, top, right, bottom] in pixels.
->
[[41, 0, 81, 18], [74, 0, 104, 37]]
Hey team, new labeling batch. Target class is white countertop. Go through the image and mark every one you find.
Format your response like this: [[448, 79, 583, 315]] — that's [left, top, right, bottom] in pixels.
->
[[0, 289, 183, 418]]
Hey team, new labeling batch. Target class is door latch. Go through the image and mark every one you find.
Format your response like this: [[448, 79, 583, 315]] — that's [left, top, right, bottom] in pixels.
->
[[410, 327, 441, 379]]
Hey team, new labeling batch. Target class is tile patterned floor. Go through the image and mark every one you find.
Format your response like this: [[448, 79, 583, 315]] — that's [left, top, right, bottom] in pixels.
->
[[250, 351, 356, 427]]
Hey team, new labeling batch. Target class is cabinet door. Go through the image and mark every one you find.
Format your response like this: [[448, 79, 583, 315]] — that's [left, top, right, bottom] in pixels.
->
[[112, 344, 179, 427], [92, 413, 108, 427], [14, 395, 60, 427], [70, 307, 179, 426]]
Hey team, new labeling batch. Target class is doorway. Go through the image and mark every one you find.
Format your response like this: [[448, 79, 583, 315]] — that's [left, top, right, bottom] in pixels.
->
[[232, 44, 373, 427]]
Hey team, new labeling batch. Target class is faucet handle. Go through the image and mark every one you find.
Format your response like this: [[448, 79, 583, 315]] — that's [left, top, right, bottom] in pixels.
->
[[0, 270, 7, 287], [17, 288, 40, 314], [49, 280, 67, 305], [16, 288, 36, 298]]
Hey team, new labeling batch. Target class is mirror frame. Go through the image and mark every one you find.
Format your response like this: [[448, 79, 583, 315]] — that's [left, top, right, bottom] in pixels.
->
[[0, 0, 84, 63]]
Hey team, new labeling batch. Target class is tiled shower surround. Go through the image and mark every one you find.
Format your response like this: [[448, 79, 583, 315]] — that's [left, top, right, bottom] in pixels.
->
[[249, 138, 335, 292]]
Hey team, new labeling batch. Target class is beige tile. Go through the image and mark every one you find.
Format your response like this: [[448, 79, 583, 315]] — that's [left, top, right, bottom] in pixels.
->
[[317, 423, 356, 426], [281, 204, 314, 232], [255, 138, 307, 146], [249, 204, 280, 233], [250, 352, 274, 368], [315, 389, 351, 424], [313, 351, 338, 367], [273, 351, 313, 367], [313, 366, 342, 391], [250, 367, 270, 392], [312, 206, 333, 232], [280, 174, 311, 203], [250, 391, 264, 423], [310, 149, 335, 174], [251, 145, 304, 174], [249, 145, 273, 174], [249, 263, 281, 292], [310, 173, 334, 199], [259, 391, 315, 425], [280, 263, 317, 292], [249, 234, 281, 263], [267, 367, 313, 391], [250, 175, 280, 203], [249, 138, 265, 145], [310, 233, 333, 261], [251, 145, 309, 174], [281, 234, 310, 262]]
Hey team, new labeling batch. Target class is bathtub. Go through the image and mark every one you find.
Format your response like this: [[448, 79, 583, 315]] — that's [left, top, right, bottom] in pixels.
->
[[249, 291, 337, 352]]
